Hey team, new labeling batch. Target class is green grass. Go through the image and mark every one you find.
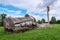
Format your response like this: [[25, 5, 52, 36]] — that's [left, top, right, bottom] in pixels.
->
[[0, 24, 60, 40]]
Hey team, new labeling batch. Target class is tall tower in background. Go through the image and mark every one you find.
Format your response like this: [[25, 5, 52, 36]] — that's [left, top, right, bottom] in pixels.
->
[[47, 6, 50, 24]]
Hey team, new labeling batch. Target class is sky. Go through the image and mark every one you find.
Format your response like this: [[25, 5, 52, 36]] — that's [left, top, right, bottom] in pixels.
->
[[0, 0, 60, 21]]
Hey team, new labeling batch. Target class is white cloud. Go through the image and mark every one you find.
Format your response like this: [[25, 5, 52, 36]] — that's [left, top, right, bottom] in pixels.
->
[[0, 0, 60, 21], [15, 11, 21, 14], [0, 0, 56, 10], [49, 0, 60, 20], [0, 7, 21, 15]]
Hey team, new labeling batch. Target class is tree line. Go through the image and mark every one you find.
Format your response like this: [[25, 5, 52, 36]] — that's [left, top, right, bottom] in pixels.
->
[[0, 13, 60, 26], [37, 17, 60, 24]]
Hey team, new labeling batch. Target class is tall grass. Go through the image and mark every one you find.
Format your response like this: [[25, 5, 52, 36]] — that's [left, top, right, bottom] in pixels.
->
[[0, 24, 60, 40]]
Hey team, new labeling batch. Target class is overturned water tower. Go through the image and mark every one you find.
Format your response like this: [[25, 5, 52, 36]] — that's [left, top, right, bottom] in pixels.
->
[[4, 16, 37, 32]]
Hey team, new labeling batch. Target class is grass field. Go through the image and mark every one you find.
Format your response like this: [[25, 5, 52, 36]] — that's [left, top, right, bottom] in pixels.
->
[[0, 24, 60, 40]]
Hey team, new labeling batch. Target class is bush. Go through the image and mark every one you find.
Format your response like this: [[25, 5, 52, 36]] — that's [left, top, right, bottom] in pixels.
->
[[41, 18, 45, 23], [56, 20, 60, 24], [37, 20, 42, 24], [50, 17, 56, 24]]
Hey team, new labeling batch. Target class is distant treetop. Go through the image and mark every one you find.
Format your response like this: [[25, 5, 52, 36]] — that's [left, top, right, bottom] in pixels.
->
[[25, 14, 30, 17]]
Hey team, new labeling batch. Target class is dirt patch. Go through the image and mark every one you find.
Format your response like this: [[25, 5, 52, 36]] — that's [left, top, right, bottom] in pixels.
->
[[37, 23, 52, 28]]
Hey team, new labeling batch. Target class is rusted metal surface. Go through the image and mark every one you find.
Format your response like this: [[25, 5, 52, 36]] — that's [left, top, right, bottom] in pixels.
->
[[4, 16, 37, 32]]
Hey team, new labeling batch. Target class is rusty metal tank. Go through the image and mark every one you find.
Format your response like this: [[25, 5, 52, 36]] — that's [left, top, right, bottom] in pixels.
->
[[4, 16, 37, 32]]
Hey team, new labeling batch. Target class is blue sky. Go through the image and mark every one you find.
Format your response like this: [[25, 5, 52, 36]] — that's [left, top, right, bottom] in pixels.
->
[[0, 0, 60, 21], [0, 3, 27, 17]]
